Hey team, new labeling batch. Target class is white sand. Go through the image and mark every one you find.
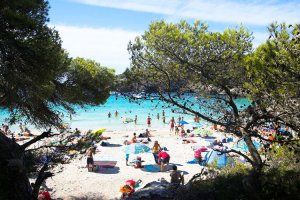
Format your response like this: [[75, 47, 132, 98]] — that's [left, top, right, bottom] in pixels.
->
[[44, 128, 215, 200]]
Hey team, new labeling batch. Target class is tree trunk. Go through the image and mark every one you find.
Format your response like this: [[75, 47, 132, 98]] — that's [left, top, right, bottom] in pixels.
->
[[0, 132, 32, 200], [243, 134, 263, 171], [242, 133, 263, 200]]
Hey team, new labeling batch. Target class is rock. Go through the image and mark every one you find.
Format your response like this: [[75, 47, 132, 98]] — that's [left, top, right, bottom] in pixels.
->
[[127, 180, 175, 200]]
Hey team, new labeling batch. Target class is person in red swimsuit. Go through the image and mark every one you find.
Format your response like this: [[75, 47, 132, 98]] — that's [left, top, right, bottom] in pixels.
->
[[170, 117, 175, 132], [120, 179, 141, 199], [158, 151, 170, 172], [147, 115, 151, 127]]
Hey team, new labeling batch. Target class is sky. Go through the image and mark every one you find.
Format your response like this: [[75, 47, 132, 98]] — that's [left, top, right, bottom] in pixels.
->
[[48, 0, 300, 74]]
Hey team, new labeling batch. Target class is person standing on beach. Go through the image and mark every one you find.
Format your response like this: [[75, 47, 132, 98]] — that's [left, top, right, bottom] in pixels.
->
[[134, 115, 137, 125], [115, 110, 119, 117], [108, 112, 111, 118], [124, 140, 130, 166], [162, 116, 166, 124], [86, 146, 96, 172], [177, 116, 181, 123], [152, 141, 162, 164], [157, 113, 160, 120], [147, 115, 151, 127], [170, 117, 175, 132], [158, 151, 170, 172], [162, 110, 165, 118]]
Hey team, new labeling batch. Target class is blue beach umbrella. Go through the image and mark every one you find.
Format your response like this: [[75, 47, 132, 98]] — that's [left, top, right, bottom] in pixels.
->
[[123, 143, 151, 154], [178, 120, 189, 125]]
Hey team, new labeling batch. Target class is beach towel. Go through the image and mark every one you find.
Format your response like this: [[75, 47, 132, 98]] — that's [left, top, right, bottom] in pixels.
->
[[143, 164, 160, 172], [186, 159, 198, 164]]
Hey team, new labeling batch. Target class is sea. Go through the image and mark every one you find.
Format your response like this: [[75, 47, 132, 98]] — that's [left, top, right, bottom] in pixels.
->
[[0, 95, 250, 134]]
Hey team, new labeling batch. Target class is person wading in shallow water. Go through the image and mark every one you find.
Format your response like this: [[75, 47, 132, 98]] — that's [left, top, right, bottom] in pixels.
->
[[134, 115, 137, 125], [147, 115, 151, 127]]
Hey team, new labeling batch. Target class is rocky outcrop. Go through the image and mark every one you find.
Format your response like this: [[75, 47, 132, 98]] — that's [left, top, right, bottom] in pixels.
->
[[127, 179, 176, 200]]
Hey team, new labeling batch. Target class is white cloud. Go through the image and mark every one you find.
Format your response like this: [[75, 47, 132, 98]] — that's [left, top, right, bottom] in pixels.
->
[[53, 25, 140, 74], [73, 0, 300, 26], [252, 31, 269, 47], [72, 0, 180, 15], [53, 24, 271, 75]]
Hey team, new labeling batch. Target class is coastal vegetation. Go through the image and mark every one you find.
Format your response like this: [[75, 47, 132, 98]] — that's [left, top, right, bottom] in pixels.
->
[[118, 20, 300, 199], [0, 1, 114, 199], [0, 0, 299, 199]]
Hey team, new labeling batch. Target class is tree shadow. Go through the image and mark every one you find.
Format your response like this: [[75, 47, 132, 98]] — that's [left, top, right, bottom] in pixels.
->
[[95, 166, 120, 174], [104, 143, 122, 147], [56, 192, 116, 200], [169, 163, 183, 166]]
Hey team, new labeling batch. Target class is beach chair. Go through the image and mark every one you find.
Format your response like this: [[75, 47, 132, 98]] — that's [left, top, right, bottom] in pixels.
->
[[93, 155, 117, 171]]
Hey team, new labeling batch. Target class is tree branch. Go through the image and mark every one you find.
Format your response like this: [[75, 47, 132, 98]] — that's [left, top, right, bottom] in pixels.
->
[[21, 129, 54, 150], [221, 86, 239, 118], [31, 163, 54, 200], [213, 148, 254, 165], [24, 145, 61, 152], [186, 168, 205, 185], [250, 132, 300, 143]]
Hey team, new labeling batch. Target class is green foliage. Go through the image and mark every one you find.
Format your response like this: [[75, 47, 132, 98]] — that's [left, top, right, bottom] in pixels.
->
[[0, 1, 115, 128], [62, 57, 115, 106], [87, 130, 103, 142], [220, 159, 251, 175], [260, 168, 300, 200], [245, 23, 300, 131], [177, 161, 299, 200]]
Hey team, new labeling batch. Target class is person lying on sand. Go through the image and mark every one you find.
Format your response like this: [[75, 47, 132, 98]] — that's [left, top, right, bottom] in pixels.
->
[[120, 179, 142, 199], [100, 135, 111, 140]]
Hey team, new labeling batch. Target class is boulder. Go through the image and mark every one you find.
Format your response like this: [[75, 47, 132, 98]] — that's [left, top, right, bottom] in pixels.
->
[[127, 179, 175, 200]]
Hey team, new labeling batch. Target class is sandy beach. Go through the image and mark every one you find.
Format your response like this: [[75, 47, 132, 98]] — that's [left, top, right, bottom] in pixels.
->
[[42, 127, 215, 200]]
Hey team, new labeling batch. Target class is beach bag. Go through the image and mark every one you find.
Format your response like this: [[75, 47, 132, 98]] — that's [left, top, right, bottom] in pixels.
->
[[101, 141, 108, 146]]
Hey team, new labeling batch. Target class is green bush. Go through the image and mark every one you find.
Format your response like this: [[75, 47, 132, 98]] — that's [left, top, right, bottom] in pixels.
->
[[176, 146, 300, 200]]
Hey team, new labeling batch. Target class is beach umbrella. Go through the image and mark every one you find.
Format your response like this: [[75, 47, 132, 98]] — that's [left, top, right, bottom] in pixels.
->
[[91, 128, 106, 134], [178, 120, 189, 125], [122, 143, 151, 154]]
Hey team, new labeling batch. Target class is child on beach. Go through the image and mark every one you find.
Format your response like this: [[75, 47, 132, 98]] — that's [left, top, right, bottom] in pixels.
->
[[152, 141, 162, 164], [124, 140, 130, 166], [131, 133, 138, 143]]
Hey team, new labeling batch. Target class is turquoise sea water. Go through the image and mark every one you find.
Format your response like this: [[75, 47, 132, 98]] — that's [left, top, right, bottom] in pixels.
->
[[0, 95, 250, 133]]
